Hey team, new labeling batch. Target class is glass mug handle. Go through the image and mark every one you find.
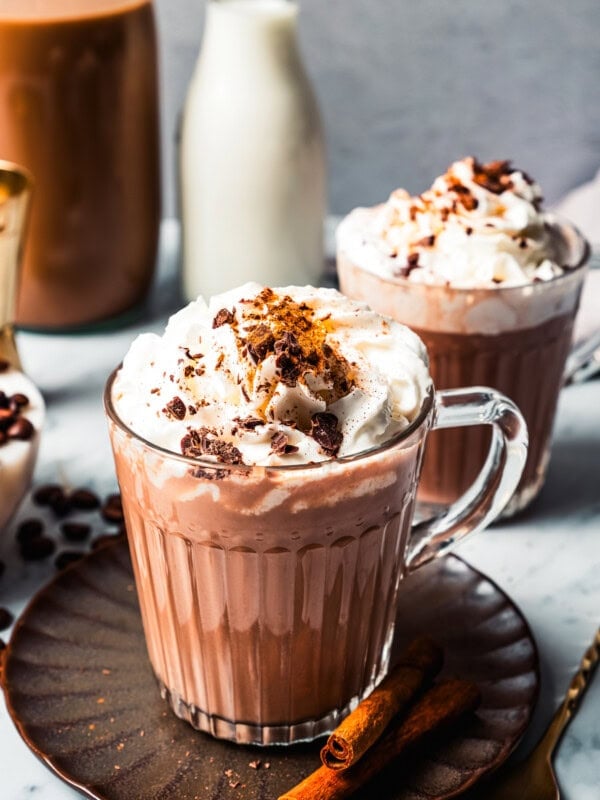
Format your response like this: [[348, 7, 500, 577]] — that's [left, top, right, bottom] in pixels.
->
[[407, 387, 528, 572], [563, 329, 600, 385]]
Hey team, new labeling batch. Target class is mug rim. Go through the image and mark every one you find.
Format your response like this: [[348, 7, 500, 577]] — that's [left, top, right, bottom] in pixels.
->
[[104, 368, 435, 475], [337, 212, 591, 296]]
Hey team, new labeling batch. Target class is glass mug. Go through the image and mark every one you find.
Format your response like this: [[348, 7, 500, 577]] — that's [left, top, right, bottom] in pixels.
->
[[105, 372, 527, 745], [338, 216, 590, 516]]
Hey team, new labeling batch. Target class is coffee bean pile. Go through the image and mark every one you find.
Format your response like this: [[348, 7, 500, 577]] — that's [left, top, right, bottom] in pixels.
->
[[0, 484, 126, 649], [16, 484, 125, 566], [0, 375, 35, 446]]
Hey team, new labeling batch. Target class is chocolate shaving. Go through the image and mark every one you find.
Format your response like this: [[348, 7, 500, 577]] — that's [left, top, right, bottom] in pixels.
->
[[472, 158, 513, 194], [394, 253, 421, 279], [246, 324, 275, 362], [213, 308, 235, 328], [416, 235, 435, 248], [164, 396, 186, 421], [274, 331, 303, 386], [459, 193, 479, 211], [234, 417, 264, 430], [181, 427, 244, 467], [310, 412, 343, 457], [270, 432, 300, 456]]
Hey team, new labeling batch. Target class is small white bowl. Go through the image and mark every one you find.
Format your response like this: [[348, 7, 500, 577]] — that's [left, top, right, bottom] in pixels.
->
[[0, 368, 45, 531]]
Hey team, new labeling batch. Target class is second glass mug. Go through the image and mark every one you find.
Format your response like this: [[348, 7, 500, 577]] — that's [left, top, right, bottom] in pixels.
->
[[338, 215, 590, 516], [105, 372, 527, 745]]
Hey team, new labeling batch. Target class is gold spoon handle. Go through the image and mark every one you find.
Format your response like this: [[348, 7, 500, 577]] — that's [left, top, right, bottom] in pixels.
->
[[541, 627, 600, 757]]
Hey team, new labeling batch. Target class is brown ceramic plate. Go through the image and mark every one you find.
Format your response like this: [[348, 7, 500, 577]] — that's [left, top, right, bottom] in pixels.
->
[[1, 539, 538, 800]]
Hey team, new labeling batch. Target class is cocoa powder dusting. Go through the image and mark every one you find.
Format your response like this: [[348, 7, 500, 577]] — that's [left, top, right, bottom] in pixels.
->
[[237, 289, 355, 402]]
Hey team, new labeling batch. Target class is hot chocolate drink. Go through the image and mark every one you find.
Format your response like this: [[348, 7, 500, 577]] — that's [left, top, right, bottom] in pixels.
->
[[0, 0, 161, 330], [106, 283, 526, 743], [337, 158, 589, 514], [107, 284, 431, 742]]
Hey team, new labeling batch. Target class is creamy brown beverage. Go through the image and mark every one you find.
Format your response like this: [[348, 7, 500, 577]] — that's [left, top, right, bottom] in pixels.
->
[[107, 283, 529, 744], [337, 158, 589, 515], [0, 0, 161, 330], [107, 284, 434, 744]]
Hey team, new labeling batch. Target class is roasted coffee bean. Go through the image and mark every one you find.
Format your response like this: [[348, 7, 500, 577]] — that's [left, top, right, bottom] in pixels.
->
[[33, 484, 64, 507], [0, 607, 14, 631], [7, 417, 34, 440], [70, 488, 100, 511], [19, 536, 56, 561], [16, 518, 44, 544], [0, 408, 15, 430], [10, 393, 29, 408], [0, 390, 8, 409], [101, 493, 124, 523], [49, 491, 71, 518], [55, 551, 85, 571], [61, 522, 91, 542]]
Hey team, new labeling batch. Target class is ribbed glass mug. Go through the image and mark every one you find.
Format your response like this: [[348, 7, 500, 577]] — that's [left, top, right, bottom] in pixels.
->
[[105, 372, 527, 745], [338, 216, 589, 516]]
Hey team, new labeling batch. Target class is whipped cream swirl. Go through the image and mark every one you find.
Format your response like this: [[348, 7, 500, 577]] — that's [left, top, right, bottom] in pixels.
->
[[337, 157, 574, 288], [112, 284, 431, 467]]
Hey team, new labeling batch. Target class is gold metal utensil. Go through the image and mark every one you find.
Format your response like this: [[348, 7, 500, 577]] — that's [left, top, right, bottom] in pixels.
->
[[0, 160, 33, 370], [483, 627, 600, 800]]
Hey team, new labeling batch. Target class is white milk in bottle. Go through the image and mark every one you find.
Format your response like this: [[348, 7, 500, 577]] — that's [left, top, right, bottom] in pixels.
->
[[180, 0, 326, 300]]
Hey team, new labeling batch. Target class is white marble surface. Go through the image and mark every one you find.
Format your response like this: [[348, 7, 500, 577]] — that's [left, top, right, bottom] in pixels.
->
[[0, 222, 599, 798]]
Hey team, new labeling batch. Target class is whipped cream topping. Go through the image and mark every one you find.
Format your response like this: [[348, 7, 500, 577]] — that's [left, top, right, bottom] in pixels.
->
[[112, 284, 431, 468], [337, 157, 574, 289]]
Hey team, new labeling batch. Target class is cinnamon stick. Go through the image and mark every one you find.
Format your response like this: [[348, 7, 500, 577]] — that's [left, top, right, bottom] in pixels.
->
[[278, 679, 481, 800], [320, 636, 443, 770]]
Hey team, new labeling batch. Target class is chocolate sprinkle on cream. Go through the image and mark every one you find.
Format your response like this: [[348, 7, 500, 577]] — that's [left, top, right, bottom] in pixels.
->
[[213, 308, 235, 328], [310, 412, 343, 457], [472, 158, 514, 194], [234, 417, 264, 430], [164, 396, 187, 421], [237, 289, 355, 401], [270, 432, 299, 456], [246, 324, 275, 362], [181, 427, 244, 466]]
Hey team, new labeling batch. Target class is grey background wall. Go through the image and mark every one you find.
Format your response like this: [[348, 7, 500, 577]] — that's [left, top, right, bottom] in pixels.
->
[[154, 0, 600, 216]]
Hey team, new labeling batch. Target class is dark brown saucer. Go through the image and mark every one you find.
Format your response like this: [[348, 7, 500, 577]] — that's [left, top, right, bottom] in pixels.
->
[[1, 539, 538, 800]]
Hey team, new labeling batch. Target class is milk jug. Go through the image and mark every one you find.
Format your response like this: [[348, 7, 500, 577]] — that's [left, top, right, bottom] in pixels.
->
[[180, 0, 326, 300]]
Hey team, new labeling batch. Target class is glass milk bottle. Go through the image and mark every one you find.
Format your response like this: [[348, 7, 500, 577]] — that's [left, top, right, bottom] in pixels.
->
[[180, 0, 326, 300]]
